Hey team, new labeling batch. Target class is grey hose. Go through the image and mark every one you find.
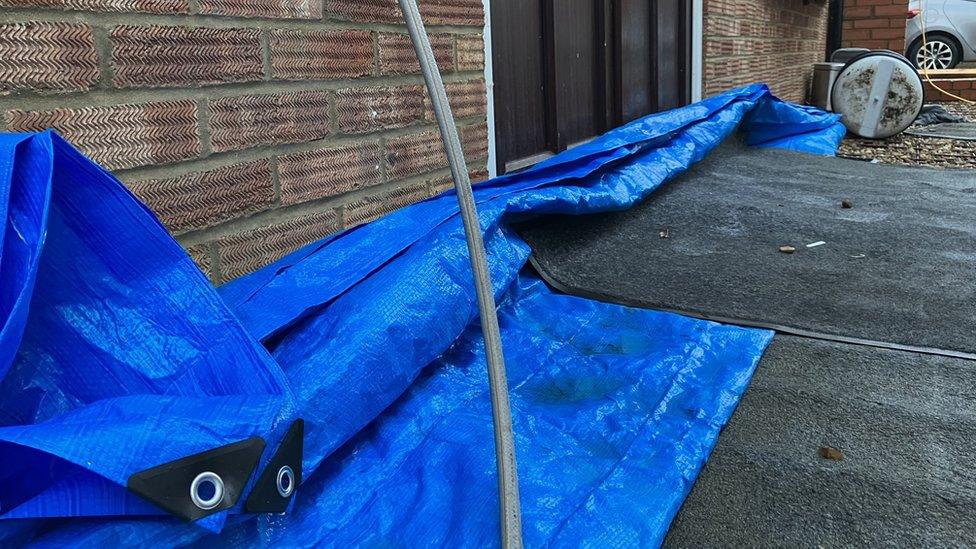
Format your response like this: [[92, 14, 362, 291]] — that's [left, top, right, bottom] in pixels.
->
[[397, 1, 523, 547]]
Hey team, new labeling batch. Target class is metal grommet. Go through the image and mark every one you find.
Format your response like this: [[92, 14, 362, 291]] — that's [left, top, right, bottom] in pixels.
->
[[276, 465, 295, 498], [190, 471, 224, 510]]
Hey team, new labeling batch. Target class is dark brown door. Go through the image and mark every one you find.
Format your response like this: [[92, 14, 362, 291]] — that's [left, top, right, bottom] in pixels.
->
[[491, 0, 691, 174]]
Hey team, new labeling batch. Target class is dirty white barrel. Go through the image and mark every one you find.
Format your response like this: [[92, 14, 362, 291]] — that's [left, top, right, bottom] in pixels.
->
[[831, 51, 924, 139]]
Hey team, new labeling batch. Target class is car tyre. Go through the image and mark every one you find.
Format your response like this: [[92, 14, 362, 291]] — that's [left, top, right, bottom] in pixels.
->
[[908, 33, 962, 70]]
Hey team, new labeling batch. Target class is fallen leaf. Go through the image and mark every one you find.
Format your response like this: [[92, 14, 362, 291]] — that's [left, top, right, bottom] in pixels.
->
[[819, 446, 844, 461]]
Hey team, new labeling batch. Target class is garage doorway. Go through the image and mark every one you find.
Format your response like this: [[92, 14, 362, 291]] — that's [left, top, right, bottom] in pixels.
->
[[489, 0, 692, 174]]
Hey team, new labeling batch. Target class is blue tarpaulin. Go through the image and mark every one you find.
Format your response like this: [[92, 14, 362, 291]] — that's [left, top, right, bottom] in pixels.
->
[[0, 84, 843, 546]]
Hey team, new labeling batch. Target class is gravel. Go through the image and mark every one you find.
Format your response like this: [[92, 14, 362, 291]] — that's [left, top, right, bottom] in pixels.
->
[[838, 102, 976, 168]]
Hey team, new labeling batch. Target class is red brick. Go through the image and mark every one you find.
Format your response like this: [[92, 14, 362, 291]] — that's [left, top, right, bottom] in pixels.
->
[[385, 129, 448, 181], [269, 29, 373, 80], [429, 164, 488, 195], [278, 142, 382, 205], [6, 100, 200, 170], [844, 28, 872, 41], [335, 85, 425, 134], [419, 0, 484, 26], [199, 0, 321, 18], [457, 33, 485, 71], [460, 121, 487, 160], [853, 18, 889, 28], [344, 182, 428, 228], [111, 25, 263, 88], [0, 21, 99, 93], [128, 159, 274, 234], [870, 27, 904, 40], [845, 6, 873, 18], [858, 39, 889, 49], [0, 0, 187, 13], [209, 91, 332, 153], [325, 0, 400, 23], [217, 208, 341, 280], [378, 32, 454, 75], [426, 79, 487, 119], [328, 0, 484, 27], [874, 4, 908, 16], [183, 243, 213, 280]]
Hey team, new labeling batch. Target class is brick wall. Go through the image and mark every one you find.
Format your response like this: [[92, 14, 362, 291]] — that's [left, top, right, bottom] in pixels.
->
[[924, 78, 976, 102], [703, 0, 830, 103], [0, 0, 488, 283], [841, 0, 909, 52]]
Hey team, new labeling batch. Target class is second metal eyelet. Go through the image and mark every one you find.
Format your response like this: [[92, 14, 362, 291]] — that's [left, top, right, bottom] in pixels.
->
[[276, 465, 295, 498]]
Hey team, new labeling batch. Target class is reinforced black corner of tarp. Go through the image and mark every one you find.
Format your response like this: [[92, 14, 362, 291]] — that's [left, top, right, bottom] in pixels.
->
[[245, 419, 304, 514], [127, 437, 266, 522]]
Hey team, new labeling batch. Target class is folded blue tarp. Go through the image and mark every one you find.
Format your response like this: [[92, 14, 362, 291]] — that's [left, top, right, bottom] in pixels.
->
[[0, 84, 843, 546]]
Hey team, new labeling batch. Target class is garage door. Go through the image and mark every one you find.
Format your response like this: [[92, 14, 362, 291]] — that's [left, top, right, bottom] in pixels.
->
[[490, 0, 692, 173]]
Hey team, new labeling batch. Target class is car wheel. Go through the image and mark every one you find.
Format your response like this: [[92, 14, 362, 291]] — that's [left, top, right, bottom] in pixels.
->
[[909, 34, 962, 70]]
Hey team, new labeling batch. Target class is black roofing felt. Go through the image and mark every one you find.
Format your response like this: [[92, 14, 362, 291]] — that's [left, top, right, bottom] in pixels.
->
[[518, 139, 976, 356], [517, 140, 976, 546]]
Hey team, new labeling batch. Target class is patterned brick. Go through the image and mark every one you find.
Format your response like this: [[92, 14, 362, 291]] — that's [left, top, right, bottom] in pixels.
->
[[325, 0, 400, 23], [425, 79, 486, 119], [456, 34, 485, 71], [183, 243, 213, 279], [217, 209, 341, 280], [379, 32, 453, 75], [460, 121, 488, 160], [128, 159, 274, 234], [344, 182, 428, 228], [704, 0, 829, 102], [278, 142, 381, 205], [385, 129, 448, 182], [6, 100, 200, 170], [326, 0, 483, 26], [0, 22, 99, 94], [199, 0, 321, 18], [0, 0, 187, 13], [111, 25, 263, 88], [269, 29, 373, 80], [419, 0, 484, 26], [335, 85, 425, 134], [429, 164, 489, 195], [209, 91, 332, 153]]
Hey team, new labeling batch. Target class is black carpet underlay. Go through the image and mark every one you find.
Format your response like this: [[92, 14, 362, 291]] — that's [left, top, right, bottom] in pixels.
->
[[518, 140, 976, 356], [663, 336, 976, 548], [906, 122, 976, 141]]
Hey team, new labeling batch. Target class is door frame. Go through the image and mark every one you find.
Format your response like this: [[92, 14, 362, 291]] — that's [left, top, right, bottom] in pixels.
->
[[481, 0, 705, 178]]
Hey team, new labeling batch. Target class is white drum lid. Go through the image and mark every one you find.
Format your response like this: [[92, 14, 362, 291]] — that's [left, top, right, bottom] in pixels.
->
[[831, 52, 924, 139]]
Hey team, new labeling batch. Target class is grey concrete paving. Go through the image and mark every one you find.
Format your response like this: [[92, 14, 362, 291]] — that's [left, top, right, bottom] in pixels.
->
[[664, 335, 976, 548]]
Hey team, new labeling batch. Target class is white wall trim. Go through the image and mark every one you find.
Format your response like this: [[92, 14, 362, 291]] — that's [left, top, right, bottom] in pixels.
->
[[482, 0, 498, 178], [692, 0, 704, 102]]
